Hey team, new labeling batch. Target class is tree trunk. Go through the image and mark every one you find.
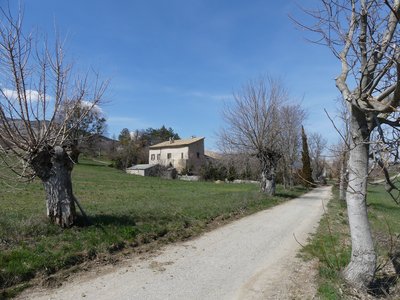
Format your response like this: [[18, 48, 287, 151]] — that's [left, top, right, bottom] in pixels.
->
[[258, 150, 280, 196], [260, 164, 276, 196], [69, 142, 80, 164], [282, 168, 289, 190], [343, 111, 376, 288], [289, 165, 294, 188], [31, 146, 77, 227]]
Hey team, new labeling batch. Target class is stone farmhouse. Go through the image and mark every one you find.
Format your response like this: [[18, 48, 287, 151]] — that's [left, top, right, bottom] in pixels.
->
[[149, 137, 205, 173]]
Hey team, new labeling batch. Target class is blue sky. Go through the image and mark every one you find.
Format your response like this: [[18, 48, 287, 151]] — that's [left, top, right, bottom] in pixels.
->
[[13, 0, 341, 150]]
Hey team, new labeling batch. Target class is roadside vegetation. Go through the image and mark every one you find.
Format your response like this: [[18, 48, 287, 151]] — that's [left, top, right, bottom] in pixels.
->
[[303, 183, 400, 299], [0, 157, 307, 297]]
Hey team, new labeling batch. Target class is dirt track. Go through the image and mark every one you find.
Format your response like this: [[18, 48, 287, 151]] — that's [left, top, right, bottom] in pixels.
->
[[19, 186, 331, 300]]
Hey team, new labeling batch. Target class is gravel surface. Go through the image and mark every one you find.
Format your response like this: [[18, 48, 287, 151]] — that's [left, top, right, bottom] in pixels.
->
[[19, 186, 331, 300]]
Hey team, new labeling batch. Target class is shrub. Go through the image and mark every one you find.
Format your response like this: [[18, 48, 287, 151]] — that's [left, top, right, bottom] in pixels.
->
[[200, 162, 230, 181]]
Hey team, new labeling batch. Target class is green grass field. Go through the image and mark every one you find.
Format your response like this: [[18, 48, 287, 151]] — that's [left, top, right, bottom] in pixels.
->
[[0, 158, 306, 295], [303, 184, 400, 299]]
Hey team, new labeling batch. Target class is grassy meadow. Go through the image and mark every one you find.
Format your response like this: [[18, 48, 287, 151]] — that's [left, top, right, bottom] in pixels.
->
[[303, 184, 400, 299], [0, 157, 306, 296]]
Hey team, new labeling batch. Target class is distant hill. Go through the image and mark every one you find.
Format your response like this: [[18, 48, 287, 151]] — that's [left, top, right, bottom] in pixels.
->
[[0, 119, 116, 156]]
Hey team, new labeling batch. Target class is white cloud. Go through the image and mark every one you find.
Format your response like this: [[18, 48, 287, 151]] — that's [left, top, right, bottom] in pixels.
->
[[80, 100, 103, 114], [1, 88, 52, 102]]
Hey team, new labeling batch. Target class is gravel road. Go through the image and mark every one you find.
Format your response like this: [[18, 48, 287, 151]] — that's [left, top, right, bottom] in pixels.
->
[[20, 186, 331, 300]]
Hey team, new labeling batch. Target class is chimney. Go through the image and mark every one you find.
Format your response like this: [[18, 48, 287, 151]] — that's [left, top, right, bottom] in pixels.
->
[[169, 137, 174, 143]]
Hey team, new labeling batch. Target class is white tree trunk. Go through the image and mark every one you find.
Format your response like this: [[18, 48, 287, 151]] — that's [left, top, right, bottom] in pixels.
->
[[343, 115, 376, 288]]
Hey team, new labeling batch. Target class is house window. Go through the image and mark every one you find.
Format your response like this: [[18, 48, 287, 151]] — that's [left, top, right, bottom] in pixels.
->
[[197, 152, 200, 158], [157, 154, 160, 160], [181, 153, 184, 159], [167, 153, 172, 159], [151, 154, 155, 161]]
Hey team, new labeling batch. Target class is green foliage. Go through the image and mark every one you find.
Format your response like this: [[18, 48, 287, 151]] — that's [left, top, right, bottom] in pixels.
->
[[118, 128, 131, 146], [113, 128, 144, 169], [59, 100, 107, 158], [227, 164, 237, 182], [180, 166, 193, 176], [0, 158, 306, 291], [199, 162, 229, 181], [141, 125, 180, 146], [300, 126, 314, 187]]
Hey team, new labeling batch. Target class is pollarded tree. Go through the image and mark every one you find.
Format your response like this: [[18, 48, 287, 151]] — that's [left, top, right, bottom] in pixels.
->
[[220, 76, 296, 196], [297, 0, 400, 288], [0, 10, 107, 227], [309, 132, 327, 181]]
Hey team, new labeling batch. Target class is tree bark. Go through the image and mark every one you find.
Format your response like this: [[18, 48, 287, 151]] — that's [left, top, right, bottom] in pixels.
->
[[259, 153, 278, 196], [260, 165, 276, 196], [288, 165, 295, 189], [69, 141, 81, 164], [339, 153, 347, 201], [282, 161, 289, 190], [31, 146, 77, 227], [343, 110, 376, 288], [281, 163, 295, 190]]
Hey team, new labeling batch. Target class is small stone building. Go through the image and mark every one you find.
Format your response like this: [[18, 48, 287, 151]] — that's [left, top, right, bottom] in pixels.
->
[[126, 164, 159, 176], [148, 137, 205, 174]]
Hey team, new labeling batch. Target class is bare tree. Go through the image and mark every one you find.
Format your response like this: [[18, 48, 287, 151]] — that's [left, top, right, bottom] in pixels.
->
[[0, 9, 107, 227], [296, 0, 400, 288], [338, 142, 349, 201], [336, 98, 351, 201], [309, 132, 327, 181], [220, 76, 293, 196], [217, 152, 261, 181], [279, 104, 306, 189]]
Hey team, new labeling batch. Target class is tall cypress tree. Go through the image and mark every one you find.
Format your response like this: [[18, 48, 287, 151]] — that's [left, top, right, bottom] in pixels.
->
[[301, 126, 314, 187]]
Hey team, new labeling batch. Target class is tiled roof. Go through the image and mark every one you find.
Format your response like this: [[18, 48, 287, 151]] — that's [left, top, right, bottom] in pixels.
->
[[149, 137, 204, 149]]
